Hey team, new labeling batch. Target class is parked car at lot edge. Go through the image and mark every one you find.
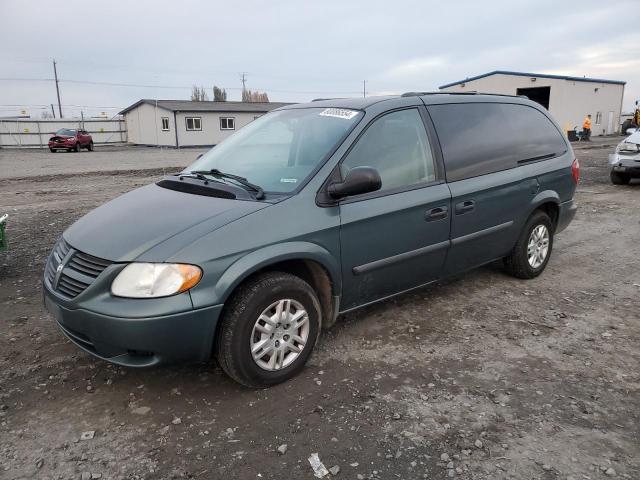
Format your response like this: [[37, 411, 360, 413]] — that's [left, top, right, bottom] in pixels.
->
[[609, 130, 640, 184], [48, 128, 94, 152], [43, 93, 578, 387]]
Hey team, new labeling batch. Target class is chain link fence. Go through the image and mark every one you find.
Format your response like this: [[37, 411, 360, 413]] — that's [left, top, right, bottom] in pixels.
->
[[0, 117, 127, 148]]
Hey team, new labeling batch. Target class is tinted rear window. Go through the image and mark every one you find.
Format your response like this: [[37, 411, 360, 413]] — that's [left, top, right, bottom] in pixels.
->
[[429, 103, 567, 182]]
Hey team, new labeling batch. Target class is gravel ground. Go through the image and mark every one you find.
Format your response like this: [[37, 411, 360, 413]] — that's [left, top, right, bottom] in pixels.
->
[[0, 143, 638, 480], [0, 145, 207, 179]]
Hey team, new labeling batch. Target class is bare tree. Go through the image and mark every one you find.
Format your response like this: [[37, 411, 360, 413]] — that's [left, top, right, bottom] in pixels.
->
[[213, 86, 227, 102], [190, 85, 209, 101], [40, 110, 54, 119], [242, 89, 270, 102]]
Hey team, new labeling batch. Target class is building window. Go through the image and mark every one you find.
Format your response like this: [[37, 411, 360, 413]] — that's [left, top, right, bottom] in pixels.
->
[[595, 112, 602, 125], [220, 117, 235, 130], [161, 117, 169, 131], [185, 117, 202, 131]]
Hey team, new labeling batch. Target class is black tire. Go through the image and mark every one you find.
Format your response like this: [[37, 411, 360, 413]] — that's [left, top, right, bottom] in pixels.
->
[[74, 142, 80, 152], [87, 141, 94, 151], [49, 148, 55, 153], [610, 171, 630, 185], [503, 210, 554, 279], [216, 271, 322, 388]]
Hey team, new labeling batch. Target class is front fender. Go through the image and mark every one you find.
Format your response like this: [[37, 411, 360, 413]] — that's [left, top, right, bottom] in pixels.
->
[[196, 242, 341, 308]]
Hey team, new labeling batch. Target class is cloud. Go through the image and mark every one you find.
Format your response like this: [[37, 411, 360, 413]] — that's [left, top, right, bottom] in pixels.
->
[[0, 0, 638, 114], [381, 56, 449, 80]]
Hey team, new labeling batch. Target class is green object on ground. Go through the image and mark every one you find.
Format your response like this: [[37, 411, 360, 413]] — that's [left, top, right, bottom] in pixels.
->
[[0, 214, 7, 251]]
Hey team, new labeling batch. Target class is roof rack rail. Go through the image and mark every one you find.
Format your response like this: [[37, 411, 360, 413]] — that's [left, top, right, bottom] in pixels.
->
[[401, 91, 479, 97], [402, 91, 529, 99], [312, 98, 339, 102]]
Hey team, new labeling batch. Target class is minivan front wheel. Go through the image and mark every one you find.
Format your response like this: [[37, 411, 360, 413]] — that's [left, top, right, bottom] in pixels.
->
[[216, 272, 321, 387], [503, 210, 554, 279]]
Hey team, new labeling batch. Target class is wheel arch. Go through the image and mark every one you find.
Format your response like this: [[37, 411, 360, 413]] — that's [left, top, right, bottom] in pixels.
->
[[530, 191, 560, 229], [213, 242, 341, 320]]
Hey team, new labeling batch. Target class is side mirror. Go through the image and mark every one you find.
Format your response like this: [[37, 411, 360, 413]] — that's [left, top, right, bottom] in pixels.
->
[[328, 166, 381, 199]]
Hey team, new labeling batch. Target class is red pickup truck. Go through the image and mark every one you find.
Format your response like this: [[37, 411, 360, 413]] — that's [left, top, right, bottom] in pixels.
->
[[48, 128, 94, 153]]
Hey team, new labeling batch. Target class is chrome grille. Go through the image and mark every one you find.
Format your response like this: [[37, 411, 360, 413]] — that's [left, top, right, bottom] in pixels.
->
[[44, 237, 112, 299]]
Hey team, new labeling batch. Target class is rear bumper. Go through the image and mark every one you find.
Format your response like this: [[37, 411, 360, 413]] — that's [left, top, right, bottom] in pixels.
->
[[44, 286, 223, 367], [556, 199, 577, 234]]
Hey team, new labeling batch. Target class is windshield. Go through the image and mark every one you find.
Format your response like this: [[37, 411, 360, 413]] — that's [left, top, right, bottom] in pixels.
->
[[186, 107, 363, 193], [56, 128, 77, 136]]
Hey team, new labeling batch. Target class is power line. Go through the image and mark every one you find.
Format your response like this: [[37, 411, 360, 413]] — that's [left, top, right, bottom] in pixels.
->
[[0, 104, 121, 108], [0, 77, 362, 95], [0, 56, 364, 86], [0, 78, 54, 82]]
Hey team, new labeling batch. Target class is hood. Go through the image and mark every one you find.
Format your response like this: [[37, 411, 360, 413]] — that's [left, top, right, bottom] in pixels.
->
[[624, 131, 640, 144], [64, 183, 268, 262]]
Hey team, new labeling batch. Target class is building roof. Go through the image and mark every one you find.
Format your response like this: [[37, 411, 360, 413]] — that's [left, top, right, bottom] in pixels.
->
[[119, 99, 293, 115], [439, 70, 626, 89]]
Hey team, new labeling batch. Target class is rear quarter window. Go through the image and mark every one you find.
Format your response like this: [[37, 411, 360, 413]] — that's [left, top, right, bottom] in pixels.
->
[[429, 103, 567, 182]]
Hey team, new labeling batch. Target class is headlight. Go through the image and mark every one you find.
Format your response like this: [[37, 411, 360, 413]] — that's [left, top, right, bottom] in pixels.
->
[[111, 263, 202, 298], [616, 142, 640, 154]]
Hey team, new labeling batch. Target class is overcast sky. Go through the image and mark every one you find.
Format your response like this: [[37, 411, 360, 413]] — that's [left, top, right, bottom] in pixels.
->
[[1, 0, 639, 119]]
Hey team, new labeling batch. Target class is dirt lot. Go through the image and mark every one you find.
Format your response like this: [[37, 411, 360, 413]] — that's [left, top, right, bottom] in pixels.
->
[[1, 143, 638, 480]]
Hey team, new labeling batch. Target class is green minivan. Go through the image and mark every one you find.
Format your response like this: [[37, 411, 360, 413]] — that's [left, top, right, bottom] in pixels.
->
[[44, 93, 578, 387]]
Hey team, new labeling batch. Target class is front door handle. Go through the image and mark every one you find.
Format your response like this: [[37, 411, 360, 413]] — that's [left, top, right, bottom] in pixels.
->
[[455, 200, 475, 215], [426, 206, 448, 221]]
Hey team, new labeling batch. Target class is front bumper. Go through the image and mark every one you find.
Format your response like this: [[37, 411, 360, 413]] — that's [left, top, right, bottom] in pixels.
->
[[611, 165, 640, 176], [556, 199, 577, 234], [44, 285, 223, 367], [609, 153, 640, 177], [49, 142, 74, 149]]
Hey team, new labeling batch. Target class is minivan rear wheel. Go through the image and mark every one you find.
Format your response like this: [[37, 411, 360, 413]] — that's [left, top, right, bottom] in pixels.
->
[[503, 210, 554, 279], [215, 271, 322, 387]]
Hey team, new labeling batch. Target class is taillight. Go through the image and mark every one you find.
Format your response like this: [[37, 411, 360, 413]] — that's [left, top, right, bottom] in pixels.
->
[[571, 158, 580, 184]]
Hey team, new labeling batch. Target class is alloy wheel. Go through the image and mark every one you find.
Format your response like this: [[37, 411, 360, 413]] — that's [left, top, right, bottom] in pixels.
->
[[527, 224, 549, 269], [250, 299, 310, 371]]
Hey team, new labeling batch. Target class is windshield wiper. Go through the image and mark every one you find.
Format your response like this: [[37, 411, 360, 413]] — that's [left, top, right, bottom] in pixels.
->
[[190, 169, 265, 200]]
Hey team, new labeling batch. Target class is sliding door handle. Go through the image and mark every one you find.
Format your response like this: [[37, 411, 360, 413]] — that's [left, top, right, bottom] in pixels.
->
[[426, 206, 448, 221], [455, 200, 475, 215]]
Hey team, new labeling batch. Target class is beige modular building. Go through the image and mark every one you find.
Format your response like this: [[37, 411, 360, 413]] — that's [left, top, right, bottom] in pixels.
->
[[439, 71, 626, 137], [120, 100, 290, 147]]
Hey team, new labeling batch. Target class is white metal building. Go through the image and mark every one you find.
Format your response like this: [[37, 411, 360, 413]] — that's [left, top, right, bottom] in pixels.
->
[[439, 71, 626, 136], [120, 100, 291, 147]]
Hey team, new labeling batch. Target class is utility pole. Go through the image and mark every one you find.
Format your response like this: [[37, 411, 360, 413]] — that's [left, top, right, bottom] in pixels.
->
[[50, 104, 56, 119], [240, 72, 247, 101], [363, 80, 366, 98], [53, 59, 62, 118]]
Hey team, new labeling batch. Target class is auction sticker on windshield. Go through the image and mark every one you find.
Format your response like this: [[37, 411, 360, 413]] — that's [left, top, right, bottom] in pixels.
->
[[319, 108, 359, 120]]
